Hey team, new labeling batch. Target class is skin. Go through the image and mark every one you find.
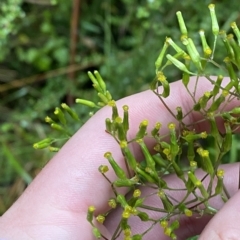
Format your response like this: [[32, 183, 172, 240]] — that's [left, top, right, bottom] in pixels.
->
[[0, 77, 239, 240]]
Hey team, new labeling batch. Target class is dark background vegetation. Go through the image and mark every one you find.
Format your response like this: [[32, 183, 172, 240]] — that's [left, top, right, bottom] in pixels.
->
[[1, 0, 240, 215]]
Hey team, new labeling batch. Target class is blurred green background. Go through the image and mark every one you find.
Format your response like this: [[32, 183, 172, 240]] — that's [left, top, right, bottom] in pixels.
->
[[1, 0, 240, 215]]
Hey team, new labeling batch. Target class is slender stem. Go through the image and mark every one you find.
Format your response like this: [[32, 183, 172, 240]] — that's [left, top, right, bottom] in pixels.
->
[[153, 90, 177, 120]]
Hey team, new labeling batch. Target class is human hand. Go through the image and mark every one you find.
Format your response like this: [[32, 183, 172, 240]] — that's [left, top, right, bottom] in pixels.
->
[[0, 77, 239, 240]]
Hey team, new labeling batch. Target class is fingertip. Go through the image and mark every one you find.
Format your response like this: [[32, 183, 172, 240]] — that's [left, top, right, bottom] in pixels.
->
[[199, 189, 240, 240]]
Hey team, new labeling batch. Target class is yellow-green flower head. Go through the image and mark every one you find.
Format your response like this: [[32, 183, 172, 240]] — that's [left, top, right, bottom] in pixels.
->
[[108, 198, 117, 208], [160, 220, 168, 228], [96, 214, 105, 224], [88, 205, 96, 212], [122, 209, 131, 219], [184, 209, 193, 217], [200, 131, 208, 138], [133, 189, 141, 198], [168, 122, 176, 130], [123, 105, 129, 111], [157, 71, 167, 82], [108, 100, 116, 107], [104, 152, 112, 158], [98, 165, 109, 173], [217, 169, 224, 178]]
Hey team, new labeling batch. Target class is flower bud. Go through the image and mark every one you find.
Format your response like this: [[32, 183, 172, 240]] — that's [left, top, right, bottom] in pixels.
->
[[151, 122, 161, 137], [115, 117, 126, 141], [231, 22, 240, 45], [51, 123, 70, 135], [96, 214, 105, 224], [108, 100, 118, 120], [222, 122, 232, 154], [166, 54, 194, 74], [104, 152, 126, 179], [54, 107, 66, 125], [61, 103, 80, 121], [212, 75, 223, 96], [136, 139, 155, 170], [105, 118, 112, 133], [158, 190, 173, 212], [117, 194, 128, 208], [87, 205, 95, 223], [157, 72, 170, 98], [137, 211, 149, 221], [176, 11, 188, 36], [155, 41, 169, 71], [33, 138, 54, 149], [97, 92, 109, 104], [113, 178, 136, 187], [108, 198, 117, 208], [132, 234, 142, 240], [98, 165, 109, 174], [136, 167, 156, 183], [93, 70, 106, 92], [75, 98, 97, 108], [121, 142, 137, 171], [166, 37, 186, 55], [199, 29, 212, 58], [208, 4, 219, 36], [219, 30, 235, 59], [136, 120, 148, 139]]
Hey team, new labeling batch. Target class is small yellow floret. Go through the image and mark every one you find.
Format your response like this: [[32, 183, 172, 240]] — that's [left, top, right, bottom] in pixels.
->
[[122, 209, 131, 219], [104, 152, 112, 158], [197, 147, 203, 155], [195, 180, 202, 187], [124, 228, 132, 237], [200, 131, 208, 138], [217, 169, 225, 178], [164, 227, 172, 236], [120, 140, 128, 148], [205, 48, 212, 55], [45, 116, 52, 123], [141, 120, 148, 126], [88, 205, 96, 212], [123, 105, 129, 111], [184, 209, 193, 217], [168, 122, 176, 130], [115, 116, 122, 123], [222, 90, 229, 97], [155, 122, 162, 129], [160, 220, 168, 228], [204, 91, 211, 97], [133, 189, 141, 198], [190, 161, 197, 167], [163, 148, 170, 156], [202, 150, 209, 157], [99, 165, 109, 173], [157, 71, 167, 82], [108, 198, 117, 208], [96, 214, 105, 224], [107, 100, 116, 107]]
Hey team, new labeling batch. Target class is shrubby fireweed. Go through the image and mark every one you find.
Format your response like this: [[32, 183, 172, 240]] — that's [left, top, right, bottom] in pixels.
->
[[34, 4, 240, 239]]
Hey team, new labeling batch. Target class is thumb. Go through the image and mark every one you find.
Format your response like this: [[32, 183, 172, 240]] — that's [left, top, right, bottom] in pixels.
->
[[199, 182, 240, 240]]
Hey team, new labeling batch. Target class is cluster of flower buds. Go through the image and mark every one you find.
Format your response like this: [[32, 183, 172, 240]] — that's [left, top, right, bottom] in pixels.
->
[[86, 4, 240, 239], [33, 102, 81, 151]]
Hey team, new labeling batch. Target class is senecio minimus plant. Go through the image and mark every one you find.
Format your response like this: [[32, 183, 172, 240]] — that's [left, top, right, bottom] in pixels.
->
[[34, 4, 240, 240]]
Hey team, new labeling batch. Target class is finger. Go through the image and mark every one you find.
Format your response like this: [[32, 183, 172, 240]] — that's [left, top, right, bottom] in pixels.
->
[[199, 168, 240, 240], [0, 76, 237, 239]]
